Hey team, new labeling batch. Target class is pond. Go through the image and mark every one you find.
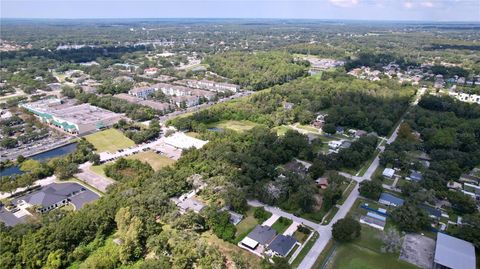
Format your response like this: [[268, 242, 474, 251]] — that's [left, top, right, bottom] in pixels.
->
[[0, 143, 78, 177]]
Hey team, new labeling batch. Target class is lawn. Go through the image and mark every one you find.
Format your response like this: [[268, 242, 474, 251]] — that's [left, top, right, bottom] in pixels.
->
[[293, 229, 311, 243], [327, 244, 419, 269], [271, 217, 293, 234], [208, 120, 261, 132], [234, 207, 261, 243], [126, 151, 175, 171], [273, 125, 294, 136], [90, 163, 108, 177], [322, 206, 339, 225], [85, 129, 135, 153]]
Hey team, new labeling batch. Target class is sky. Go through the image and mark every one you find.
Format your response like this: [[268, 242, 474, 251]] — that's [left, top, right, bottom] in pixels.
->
[[1, 0, 479, 22]]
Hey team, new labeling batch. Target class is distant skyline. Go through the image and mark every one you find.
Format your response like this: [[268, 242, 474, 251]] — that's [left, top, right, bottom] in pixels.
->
[[1, 0, 479, 22]]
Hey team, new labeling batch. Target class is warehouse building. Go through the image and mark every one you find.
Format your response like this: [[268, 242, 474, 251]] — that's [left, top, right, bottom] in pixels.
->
[[20, 98, 123, 135]]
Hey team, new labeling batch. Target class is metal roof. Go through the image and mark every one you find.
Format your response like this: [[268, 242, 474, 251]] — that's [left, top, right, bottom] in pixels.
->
[[434, 233, 476, 269], [379, 193, 404, 206]]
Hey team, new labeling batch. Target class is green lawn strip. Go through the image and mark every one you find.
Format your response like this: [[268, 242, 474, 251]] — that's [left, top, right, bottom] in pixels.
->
[[338, 181, 357, 205], [357, 149, 380, 177], [291, 231, 319, 268], [286, 244, 300, 260], [85, 128, 135, 153], [312, 239, 335, 269], [207, 120, 261, 132], [293, 229, 310, 243], [271, 217, 293, 234], [322, 206, 339, 225]]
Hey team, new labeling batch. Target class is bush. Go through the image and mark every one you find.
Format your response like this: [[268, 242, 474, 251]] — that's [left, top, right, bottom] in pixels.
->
[[253, 207, 272, 223]]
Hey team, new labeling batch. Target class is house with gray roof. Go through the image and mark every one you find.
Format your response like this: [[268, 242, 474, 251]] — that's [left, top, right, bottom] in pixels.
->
[[433, 233, 476, 269], [268, 234, 298, 257], [13, 182, 99, 213], [241, 225, 277, 250]]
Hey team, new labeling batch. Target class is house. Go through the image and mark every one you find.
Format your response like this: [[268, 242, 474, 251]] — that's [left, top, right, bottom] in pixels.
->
[[378, 193, 404, 207], [176, 197, 205, 214], [421, 205, 442, 219], [433, 233, 476, 269], [315, 177, 329, 189], [283, 102, 294, 110], [459, 174, 480, 184], [462, 183, 480, 200], [336, 126, 344, 134], [355, 130, 368, 138], [360, 212, 386, 230], [328, 140, 342, 150], [382, 168, 395, 179], [241, 225, 277, 250], [447, 181, 462, 190], [340, 141, 352, 149], [409, 170, 423, 182], [268, 235, 298, 257], [225, 209, 244, 225]]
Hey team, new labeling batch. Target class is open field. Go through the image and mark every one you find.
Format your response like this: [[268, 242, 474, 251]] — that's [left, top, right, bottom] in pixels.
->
[[90, 163, 108, 177], [273, 125, 294, 136], [208, 120, 261, 132], [126, 151, 175, 171], [85, 129, 135, 153]]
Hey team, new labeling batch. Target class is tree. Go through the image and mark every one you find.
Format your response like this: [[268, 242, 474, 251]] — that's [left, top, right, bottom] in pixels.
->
[[16, 155, 26, 163], [451, 213, 480, 248], [380, 229, 402, 253], [332, 217, 361, 242], [308, 159, 326, 179], [447, 192, 477, 215], [323, 123, 336, 135], [359, 180, 383, 200], [391, 202, 430, 232]]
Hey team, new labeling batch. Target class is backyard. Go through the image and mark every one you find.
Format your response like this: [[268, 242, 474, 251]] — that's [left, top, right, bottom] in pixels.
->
[[85, 128, 135, 153]]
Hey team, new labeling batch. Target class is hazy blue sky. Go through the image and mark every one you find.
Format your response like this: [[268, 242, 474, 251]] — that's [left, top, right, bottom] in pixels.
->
[[1, 0, 479, 22]]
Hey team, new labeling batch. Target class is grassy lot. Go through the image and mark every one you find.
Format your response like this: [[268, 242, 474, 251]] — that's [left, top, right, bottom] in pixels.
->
[[185, 131, 201, 138], [208, 120, 261, 132], [90, 163, 108, 177], [271, 217, 293, 234], [126, 151, 175, 171], [295, 123, 320, 133], [85, 129, 135, 153], [234, 207, 260, 242], [291, 231, 319, 268], [327, 244, 419, 269], [202, 231, 263, 269], [322, 225, 419, 269], [273, 125, 294, 136]]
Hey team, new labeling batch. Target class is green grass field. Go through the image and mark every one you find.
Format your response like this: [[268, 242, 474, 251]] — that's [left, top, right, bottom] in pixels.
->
[[90, 164, 108, 177], [208, 120, 261, 132], [272, 125, 294, 136], [271, 217, 293, 234], [85, 129, 135, 153], [328, 244, 419, 269], [126, 151, 176, 171]]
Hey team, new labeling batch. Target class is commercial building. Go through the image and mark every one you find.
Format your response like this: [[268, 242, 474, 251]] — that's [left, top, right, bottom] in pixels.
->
[[20, 98, 122, 135], [433, 233, 476, 269], [178, 79, 240, 93]]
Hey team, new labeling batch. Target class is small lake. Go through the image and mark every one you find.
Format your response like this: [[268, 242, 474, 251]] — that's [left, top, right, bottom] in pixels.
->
[[208, 127, 224, 132], [1, 143, 78, 177]]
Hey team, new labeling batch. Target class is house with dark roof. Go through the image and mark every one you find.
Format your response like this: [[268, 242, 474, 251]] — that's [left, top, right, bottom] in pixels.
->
[[241, 225, 277, 250], [433, 233, 476, 269], [268, 235, 298, 257], [421, 205, 442, 219], [378, 193, 404, 207]]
